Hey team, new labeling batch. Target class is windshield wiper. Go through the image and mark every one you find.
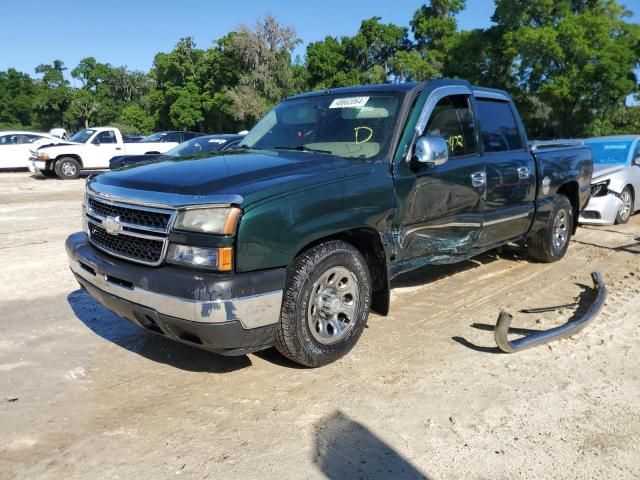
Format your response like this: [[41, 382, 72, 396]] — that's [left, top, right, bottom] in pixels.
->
[[272, 145, 332, 155]]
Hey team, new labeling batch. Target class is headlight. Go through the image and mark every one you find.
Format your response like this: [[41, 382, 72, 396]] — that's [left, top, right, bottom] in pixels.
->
[[591, 180, 610, 197], [167, 244, 233, 271], [173, 207, 241, 234], [37, 152, 50, 160]]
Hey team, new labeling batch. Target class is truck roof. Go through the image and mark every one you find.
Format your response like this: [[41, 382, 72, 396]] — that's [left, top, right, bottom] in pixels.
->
[[287, 79, 512, 103]]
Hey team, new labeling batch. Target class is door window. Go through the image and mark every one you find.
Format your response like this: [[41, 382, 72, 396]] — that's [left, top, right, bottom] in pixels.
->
[[21, 134, 44, 143], [95, 131, 117, 144], [164, 132, 182, 143], [424, 95, 477, 158], [0, 135, 19, 145], [476, 100, 523, 152]]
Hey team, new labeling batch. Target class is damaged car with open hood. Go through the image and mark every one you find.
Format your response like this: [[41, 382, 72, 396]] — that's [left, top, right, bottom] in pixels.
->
[[579, 135, 640, 225], [65, 80, 593, 367]]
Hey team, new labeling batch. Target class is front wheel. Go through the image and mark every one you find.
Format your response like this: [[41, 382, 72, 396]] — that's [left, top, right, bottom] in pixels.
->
[[615, 186, 633, 224], [527, 194, 573, 263], [275, 240, 371, 367], [54, 157, 81, 180]]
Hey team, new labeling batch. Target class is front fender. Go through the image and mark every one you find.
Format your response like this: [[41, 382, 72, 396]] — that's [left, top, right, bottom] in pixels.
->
[[598, 169, 632, 194], [235, 163, 394, 272]]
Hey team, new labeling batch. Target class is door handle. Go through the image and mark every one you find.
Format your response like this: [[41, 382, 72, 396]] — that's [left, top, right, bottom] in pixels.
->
[[517, 166, 530, 179], [471, 171, 486, 188]]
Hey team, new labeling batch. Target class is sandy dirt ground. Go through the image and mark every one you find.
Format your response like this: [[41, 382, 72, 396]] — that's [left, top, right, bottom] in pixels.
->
[[1, 171, 639, 480]]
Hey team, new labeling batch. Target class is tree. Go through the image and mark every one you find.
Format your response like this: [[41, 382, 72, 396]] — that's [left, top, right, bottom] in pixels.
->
[[222, 15, 301, 124], [66, 89, 100, 128], [0, 68, 37, 128], [408, 0, 467, 78], [492, 0, 640, 137], [33, 60, 72, 129], [306, 17, 409, 88], [119, 104, 154, 134]]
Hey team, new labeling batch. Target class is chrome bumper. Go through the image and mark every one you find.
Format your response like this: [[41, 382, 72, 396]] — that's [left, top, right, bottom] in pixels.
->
[[579, 194, 623, 225], [68, 257, 283, 329]]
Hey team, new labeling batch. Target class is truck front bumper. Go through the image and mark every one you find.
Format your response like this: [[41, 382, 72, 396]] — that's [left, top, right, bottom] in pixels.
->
[[578, 194, 623, 225], [66, 232, 285, 355]]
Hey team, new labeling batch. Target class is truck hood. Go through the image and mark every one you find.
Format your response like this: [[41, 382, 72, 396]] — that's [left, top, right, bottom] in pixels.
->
[[33, 138, 82, 150], [90, 149, 373, 207]]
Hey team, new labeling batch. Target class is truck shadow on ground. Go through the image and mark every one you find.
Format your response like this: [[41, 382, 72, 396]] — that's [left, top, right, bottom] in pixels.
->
[[314, 410, 430, 480], [452, 282, 597, 354], [67, 290, 251, 373]]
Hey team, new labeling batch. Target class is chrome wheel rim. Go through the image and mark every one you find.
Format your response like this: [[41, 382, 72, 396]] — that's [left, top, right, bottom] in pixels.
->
[[61, 162, 76, 176], [307, 266, 359, 345], [619, 190, 632, 221], [552, 209, 568, 250]]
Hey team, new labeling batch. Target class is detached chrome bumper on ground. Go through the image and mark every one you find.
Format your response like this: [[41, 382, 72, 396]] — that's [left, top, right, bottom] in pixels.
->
[[579, 194, 623, 225], [494, 272, 607, 353], [66, 232, 285, 355]]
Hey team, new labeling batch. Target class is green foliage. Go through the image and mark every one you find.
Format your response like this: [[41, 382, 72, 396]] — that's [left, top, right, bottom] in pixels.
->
[[0, 7, 638, 138], [492, 0, 640, 138], [118, 104, 154, 134]]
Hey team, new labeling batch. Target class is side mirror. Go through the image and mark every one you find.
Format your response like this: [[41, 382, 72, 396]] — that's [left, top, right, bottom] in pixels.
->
[[412, 136, 449, 168], [92, 138, 100, 145]]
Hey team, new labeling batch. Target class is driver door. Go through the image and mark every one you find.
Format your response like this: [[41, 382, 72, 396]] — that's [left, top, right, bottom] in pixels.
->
[[90, 130, 122, 168], [395, 92, 485, 266]]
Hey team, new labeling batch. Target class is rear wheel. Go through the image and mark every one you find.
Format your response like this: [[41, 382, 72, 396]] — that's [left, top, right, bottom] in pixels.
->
[[275, 240, 371, 367], [527, 194, 573, 263], [615, 186, 633, 224]]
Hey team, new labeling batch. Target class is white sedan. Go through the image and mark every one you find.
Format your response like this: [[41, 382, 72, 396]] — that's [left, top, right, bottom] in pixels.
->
[[579, 135, 640, 225], [0, 131, 57, 169]]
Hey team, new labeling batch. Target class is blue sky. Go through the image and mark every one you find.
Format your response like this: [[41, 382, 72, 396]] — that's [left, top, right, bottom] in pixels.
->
[[0, 0, 638, 82]]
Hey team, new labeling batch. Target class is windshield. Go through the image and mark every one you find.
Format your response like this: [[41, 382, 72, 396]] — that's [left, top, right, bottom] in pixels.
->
[[141, 132, 168, 142], [240, 92, 402, 159], [69, 129, 96, 143], [164, 136, 228, 157], [586, 140, 632, 165]]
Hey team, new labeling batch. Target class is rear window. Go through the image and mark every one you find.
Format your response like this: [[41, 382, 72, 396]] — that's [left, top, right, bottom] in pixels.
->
[[476, 100, 523, 152]]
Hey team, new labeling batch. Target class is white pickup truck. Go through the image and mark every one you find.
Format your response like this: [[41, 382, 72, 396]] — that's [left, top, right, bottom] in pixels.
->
[[28, 127, 181, 179]]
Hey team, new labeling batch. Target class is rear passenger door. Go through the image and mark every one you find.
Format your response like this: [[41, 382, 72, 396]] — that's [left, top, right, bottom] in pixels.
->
[[474, 94, 535, 246]]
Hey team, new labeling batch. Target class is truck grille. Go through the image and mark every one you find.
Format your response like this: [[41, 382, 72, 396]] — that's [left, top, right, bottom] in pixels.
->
[[88, 197, 171, 230], [85, 195, 175, 266], [88, 223, 165, 264]]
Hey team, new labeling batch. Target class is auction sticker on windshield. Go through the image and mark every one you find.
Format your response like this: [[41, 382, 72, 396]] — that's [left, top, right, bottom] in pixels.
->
[[329, 97, 370, 109]]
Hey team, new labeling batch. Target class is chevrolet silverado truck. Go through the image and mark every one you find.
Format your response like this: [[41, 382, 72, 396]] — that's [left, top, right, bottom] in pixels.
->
[[29, 128, 193, 179], [66, 80, 593, 367]]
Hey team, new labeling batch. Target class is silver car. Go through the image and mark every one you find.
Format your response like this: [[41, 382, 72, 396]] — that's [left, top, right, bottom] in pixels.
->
[[579, 135, 640, 225]]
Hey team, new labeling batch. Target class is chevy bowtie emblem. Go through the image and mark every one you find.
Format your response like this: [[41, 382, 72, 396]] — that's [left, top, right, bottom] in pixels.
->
[[102, 216, 122, 235]]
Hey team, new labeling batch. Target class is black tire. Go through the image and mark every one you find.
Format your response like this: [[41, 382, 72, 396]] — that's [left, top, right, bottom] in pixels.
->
[[54, 157, 81, 180], [615, 186, 633, 224], [275, 240, 372, 367], [527, 194, 573, 263]]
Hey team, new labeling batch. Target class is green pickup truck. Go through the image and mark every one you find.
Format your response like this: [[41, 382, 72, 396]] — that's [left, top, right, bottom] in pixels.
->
[[66, 79, 593, 367]]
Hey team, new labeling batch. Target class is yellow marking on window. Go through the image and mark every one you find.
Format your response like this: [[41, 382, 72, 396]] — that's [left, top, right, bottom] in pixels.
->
[[447, 135, 464, 150], [354, 126, 373, 144]]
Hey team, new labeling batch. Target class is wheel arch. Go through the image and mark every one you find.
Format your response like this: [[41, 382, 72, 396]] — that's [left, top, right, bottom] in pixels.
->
[[55, 154, 83, 167], [557, 180, 579, 234], [292, 228, 391, 316]]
